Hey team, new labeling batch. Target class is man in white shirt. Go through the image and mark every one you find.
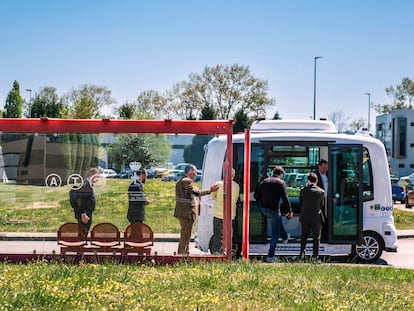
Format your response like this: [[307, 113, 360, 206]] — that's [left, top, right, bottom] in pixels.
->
[[211, 168, 240, 255]]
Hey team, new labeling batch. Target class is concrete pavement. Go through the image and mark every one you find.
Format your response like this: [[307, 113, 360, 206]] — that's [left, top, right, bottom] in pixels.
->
[[0, 230, 412, 257]]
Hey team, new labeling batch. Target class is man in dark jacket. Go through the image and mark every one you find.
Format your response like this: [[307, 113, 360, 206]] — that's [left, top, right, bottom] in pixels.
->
[[254, 166, 293, 263], [127, 169, 150, 224], [174, 164, 218, 255], [299, 172, 325, 260], [314, 159, 328, 193], [69, 167, 100, 232], [314, 159, 328, 239]]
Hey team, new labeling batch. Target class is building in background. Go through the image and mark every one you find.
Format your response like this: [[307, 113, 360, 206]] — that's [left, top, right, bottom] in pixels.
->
[[376, 109, 414, 178], [167, 134, 194, 165]]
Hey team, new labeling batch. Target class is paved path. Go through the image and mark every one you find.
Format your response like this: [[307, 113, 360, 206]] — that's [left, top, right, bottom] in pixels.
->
[[0, 230, 412, 256], [1, 203, 413, 256]]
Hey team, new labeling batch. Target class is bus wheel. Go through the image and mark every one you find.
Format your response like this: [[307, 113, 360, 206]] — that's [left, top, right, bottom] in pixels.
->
[[352, 232, 384, 263]]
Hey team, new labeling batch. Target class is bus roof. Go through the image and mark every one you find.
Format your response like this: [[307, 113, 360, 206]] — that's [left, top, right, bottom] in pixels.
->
[[250, 119, 338, 133]]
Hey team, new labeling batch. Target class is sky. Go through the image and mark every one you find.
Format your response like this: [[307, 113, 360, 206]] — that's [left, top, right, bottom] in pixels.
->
[[1, 0, 414, 128]]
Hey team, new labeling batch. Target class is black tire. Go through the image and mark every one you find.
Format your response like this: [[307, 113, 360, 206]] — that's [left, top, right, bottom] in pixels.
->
[[352, 232, 384, 263]]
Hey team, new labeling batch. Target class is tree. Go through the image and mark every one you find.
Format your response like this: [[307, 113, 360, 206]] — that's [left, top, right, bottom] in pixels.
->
[[348, 117, 366, 133], [63, 84, 115, 119], [135, 90, 167, 119], [199, 103, 215, 120], [118, 102, 136, 120], [386, 77, 414, 108], [328, 111, 350, 133], [233, 108, 250, 133], [4, 80, 23, 118], [272, 111, 281, 120], [167, 64, 276, 120], [376, 77, 414, 114], [164, 82, 194, 120], [30, 87, 63, 118], [183, 103, 215, 167], [107, 134, 171, 170]]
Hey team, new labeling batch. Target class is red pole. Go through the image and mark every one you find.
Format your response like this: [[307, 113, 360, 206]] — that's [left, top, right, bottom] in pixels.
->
[[242, 129, 251, 259]]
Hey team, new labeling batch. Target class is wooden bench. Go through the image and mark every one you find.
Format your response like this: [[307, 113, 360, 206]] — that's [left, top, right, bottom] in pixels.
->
[[57, 222, 88, 255], [58, 222, 153, 256], [123, 222, 154, 256], [90, 222, 122, 254]]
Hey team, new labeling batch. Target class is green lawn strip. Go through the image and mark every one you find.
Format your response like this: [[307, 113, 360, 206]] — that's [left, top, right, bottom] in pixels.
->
[[0, 261, 413, 310]]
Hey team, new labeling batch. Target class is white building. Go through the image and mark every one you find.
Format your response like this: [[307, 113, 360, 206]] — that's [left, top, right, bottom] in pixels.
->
[[376, 109, 414, 178]]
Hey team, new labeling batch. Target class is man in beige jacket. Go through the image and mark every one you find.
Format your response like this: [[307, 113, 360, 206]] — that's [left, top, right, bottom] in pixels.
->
[[174, 164, 218, 255]]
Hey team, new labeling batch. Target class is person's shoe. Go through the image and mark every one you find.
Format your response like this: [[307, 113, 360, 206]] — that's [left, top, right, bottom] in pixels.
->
[[311, 256, 322, 263], [292, 254, 304, 262], [282, 233, 291, 244], [266, 256, 275, 263]]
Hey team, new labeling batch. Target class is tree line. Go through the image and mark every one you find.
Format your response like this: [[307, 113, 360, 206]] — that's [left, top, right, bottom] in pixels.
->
[[2, 64, 279, 169], [2, 64, 413, 168], [2, 64, 277, 129]]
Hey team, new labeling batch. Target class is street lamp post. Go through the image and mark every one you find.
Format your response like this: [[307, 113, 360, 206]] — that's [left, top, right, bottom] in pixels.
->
[[313, 56, 322, 120], [25, 89, 32, 118], [365, 92, 371, 131]]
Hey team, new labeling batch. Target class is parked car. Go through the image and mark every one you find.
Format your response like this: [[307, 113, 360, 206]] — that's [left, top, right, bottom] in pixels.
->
[[153, 167, 168, 178], [391, 177, 405, 203], [405, 184, 414, 208], [174, 163, 190, 171], [162, 170, 184, 182], [146, 167, 154, 178], [114, 169, 134, 179], [161, 169, 202, 182], [195, 170, 202, 181], [100, 168, 117, 178]]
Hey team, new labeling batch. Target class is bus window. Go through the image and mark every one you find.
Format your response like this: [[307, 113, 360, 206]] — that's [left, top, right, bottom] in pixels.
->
[[362, 147, 374, 201], [234, 143, 267, 243]]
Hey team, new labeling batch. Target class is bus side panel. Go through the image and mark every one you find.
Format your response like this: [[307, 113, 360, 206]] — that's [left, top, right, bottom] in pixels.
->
[[361, 141, 397, 250], [196, 138, 227, 252]]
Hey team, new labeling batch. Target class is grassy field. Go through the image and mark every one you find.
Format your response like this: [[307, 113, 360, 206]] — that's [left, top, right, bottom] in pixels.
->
[[0, 178, 178, 233], [0, 177, 413, 233], [0, 260, 413, 310]]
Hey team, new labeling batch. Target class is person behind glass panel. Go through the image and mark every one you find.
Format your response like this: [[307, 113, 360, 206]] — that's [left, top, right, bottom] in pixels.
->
[[127, 168, 150, 224]]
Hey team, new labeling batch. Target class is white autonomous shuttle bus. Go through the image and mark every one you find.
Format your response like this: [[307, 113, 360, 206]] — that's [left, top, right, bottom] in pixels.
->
[[195, 119, 398, 263]]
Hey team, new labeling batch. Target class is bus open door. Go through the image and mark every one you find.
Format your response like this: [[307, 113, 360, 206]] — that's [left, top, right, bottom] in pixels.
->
[[327, 144, 363, 244]]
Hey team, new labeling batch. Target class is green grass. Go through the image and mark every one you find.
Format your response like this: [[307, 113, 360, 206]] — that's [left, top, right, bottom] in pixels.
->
[[0, 260, 413, 310], [0, 178, 413, 233], [393, 208, 414, 229], [0, 178, 179, 233]]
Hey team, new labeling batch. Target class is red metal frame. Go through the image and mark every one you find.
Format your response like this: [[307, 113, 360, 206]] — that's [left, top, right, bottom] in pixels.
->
[[0, 118, 234, 261], [0, 118, 232, 135], [242, 129, 251, 259]]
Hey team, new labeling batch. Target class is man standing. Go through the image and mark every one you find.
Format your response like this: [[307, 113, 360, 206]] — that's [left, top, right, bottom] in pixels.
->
[[298, 172, 325, 261], [127, 168, 150, 224], [254, 166, 293, 263], [211, 168, 240, 255], [314, 159, 328, 239], [69, 167, 100, 232], [314, 159, 328, 194], [174, 164, 219, 255]]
